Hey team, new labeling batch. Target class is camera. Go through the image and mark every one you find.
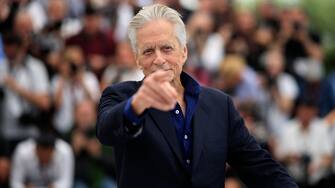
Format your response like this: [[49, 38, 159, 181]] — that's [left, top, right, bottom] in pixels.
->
[[69, 62, 79, 74], [293, 22, 303, 32]]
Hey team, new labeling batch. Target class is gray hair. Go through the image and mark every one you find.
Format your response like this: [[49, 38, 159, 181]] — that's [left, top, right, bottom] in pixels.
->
[[127, 4, 187, 53]]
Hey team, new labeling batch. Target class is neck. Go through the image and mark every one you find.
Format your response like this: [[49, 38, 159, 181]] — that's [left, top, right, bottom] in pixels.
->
[[171, 76, 186, 115], [300, 121, 310, 131], [171, 76, 184, 96], [10, 52, 25, 68]]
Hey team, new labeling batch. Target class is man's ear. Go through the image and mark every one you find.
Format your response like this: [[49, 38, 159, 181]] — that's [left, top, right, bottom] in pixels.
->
[[135, 55, 143, 70], [182, 46, 188, 62]]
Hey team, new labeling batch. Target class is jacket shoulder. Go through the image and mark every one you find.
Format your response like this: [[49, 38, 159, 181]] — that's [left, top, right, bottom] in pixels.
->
[[200, 86, 231, 102], [102, 81, 140, 98]]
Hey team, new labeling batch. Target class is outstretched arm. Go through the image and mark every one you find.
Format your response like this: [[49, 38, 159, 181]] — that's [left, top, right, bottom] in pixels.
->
[[96, 70, 177, 146]]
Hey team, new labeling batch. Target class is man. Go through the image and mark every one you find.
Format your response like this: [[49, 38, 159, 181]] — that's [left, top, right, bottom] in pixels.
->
[[10, 132, 74, 188], [0, 33, 50, 151], [96, 4, 298, 188], [275, 98, 333, 187]]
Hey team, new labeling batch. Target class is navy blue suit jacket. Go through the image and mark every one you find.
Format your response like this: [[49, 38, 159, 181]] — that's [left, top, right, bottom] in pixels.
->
[[96, 81, 298, 188]]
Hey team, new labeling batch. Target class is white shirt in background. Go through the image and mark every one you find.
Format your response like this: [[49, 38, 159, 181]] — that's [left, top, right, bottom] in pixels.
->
[[10, 139, 74, 188]]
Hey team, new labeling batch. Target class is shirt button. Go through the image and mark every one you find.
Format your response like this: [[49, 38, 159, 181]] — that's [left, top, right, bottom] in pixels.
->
[[186, 159, 191, 164], [184, 135, 188, 140], [175, 110, 179, 115]]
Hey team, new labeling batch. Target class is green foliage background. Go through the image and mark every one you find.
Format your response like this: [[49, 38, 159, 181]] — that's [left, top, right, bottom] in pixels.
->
[[235, 0, 335, 74], [301, 0, 335, 73]]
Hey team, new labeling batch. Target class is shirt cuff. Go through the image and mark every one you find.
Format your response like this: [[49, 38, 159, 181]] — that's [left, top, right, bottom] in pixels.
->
[[123, 97, 144, 126]]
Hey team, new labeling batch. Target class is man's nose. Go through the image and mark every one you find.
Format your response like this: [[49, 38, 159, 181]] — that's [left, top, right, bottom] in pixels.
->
[[153, 50, 166, 65]]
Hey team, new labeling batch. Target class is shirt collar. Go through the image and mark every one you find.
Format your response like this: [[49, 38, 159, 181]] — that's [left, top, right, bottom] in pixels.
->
[[180, 71, 201, 96]]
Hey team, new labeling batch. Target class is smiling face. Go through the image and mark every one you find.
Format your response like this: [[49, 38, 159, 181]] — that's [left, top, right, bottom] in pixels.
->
[[135, 19, 187, 82]]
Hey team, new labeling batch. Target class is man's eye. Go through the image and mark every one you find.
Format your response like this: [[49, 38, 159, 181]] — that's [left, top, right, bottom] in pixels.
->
[[162, 46, 173, 52], [143, 49, 153, 55]]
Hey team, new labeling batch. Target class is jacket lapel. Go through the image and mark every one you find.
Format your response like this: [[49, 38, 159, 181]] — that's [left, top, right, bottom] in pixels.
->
[[148, 109, 184, 165], [192, 98, 209, 173]]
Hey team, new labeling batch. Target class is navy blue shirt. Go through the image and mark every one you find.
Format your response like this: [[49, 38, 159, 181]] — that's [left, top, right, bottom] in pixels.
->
[[123, 72, 201, 171]]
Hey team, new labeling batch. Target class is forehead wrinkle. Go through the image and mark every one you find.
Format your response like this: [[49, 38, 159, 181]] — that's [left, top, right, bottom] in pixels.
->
[[140, 41, 175, 50], [136, 19, 178, 47]]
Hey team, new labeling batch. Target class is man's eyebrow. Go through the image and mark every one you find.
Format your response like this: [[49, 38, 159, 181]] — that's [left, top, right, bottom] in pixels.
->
[[159, 42, 175, 47], [141, 44, 155, 51]]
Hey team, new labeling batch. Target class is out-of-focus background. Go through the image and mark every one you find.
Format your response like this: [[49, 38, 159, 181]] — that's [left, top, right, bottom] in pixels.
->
[[1, 0, 335, 188]]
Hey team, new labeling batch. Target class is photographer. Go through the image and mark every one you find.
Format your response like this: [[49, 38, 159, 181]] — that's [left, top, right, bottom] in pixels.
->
[[10, 132, 74, 188], [277, 7, 323, 86], [275, 97, 333, 187], [0, 33, 50, 153], [261, 48, 299, 138], [51, 46, 100, 136], [69, 100, 116, 188]]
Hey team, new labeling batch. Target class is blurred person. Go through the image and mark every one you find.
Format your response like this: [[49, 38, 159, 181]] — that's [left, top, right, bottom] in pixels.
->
[[44, 0, 82, 38], [44, 50, 63, 81], [51, 46, 100, 135], [30, 0, 65, 69], [283, 7, 323, 61], [232, 9, 257, 43], [197, 0, 216, 13], [277, 7, 323, 84], [248, 24, 275, 71], [96, 4, 298, 188], [66, 3, 116, 80], [101, 40, 144, 90], [257, 0, 280, 31], [10, 132, 74, 188], [23, 0, 47, 33], [0, 0, 43, 34], [234, 9, 256, 38], [185, 10, 226, 85], [0, 33, 50, 152], [237, 101, 268, 149], [216, 55, 265, 105], [113, 0, 141, 42], [226, 9, 260, 69], [154, 0, 193, 23], [70, 100, 117, 188], [275, 98, 333, 187], [46, 0, 68, 29], [99, 0, 140, 35], [37, 0, 85, 18], [225, 34, 249, 59], [9, 0, 46, 33], [32, 0, 81, 59], [262, 48, 299, 138], [211, 0, 234, 29], [186, 11, 224, 78], [0, 0, 11, 32], [13, 10, 34, 48], [4, 0, 45, 33]]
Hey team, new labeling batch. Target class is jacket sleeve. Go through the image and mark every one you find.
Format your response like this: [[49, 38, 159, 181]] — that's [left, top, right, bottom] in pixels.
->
[[226, 97, 298, 188], [96, 85, 143, 146]]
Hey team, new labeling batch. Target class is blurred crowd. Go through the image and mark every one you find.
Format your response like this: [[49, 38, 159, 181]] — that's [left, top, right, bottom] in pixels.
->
[[0, 0, 335, 188]]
